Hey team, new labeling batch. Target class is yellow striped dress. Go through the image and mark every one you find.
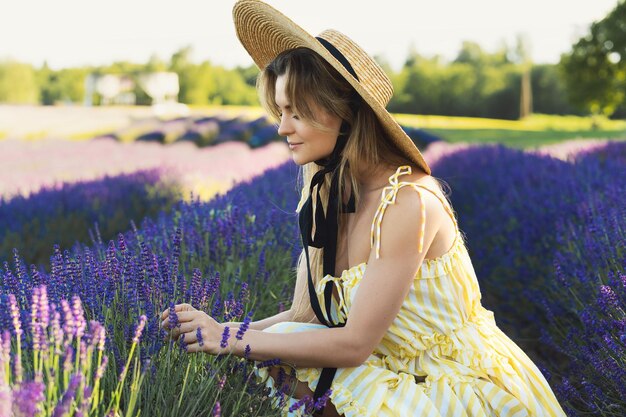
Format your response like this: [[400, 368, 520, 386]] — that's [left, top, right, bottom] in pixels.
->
[[255, 165, 566, 417]]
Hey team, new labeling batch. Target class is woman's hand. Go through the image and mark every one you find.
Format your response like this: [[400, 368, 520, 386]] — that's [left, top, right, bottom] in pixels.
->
[[160, 303, 228, 354]]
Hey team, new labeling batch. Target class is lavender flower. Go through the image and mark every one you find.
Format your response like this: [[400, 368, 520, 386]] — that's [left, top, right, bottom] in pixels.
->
[[212, 401, 221, 417], [238, 282, 250, 303], [313, 388, 333, 411], [256, 358, 281, 368], [8, 294, 22, 338], [52, 374, 82, 417], [288, 394, 313, 414], [60, 300, 75, 340], [133, 315, 147, 344], [96, 355, 109, 379], [179, 333, 187, 352], [244, 344, 251, 360], [217, 374, 227, 390], [236, 311, 253, 340], [598, 285, 619, 313], [12, 380, 45, 417], [220, 326, 230, 349], [72, 295, 86, 338], [168, 302, 179, 329], [196, 327, 204, 347]]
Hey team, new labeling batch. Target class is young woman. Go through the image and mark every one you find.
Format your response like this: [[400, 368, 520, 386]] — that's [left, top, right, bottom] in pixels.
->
[[161, 1, 567, 416]]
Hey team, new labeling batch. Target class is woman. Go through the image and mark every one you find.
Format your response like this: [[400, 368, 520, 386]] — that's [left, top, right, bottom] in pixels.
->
[[161, 1, 567, 416]]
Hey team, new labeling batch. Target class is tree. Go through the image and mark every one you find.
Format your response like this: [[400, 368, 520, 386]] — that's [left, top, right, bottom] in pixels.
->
[[560, 0, 626, 116], [0, 59, 38, 103], [515, 34, 533, 119]]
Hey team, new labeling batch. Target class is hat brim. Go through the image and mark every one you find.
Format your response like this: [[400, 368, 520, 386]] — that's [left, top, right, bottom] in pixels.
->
[[233, 0, 431, 175]]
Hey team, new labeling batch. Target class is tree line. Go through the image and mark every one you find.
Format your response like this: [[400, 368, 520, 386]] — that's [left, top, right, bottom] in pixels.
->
[[1, 0, 624, 120]]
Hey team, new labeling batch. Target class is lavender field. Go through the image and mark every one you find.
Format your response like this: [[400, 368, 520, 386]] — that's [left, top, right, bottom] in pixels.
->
[[1, 117, 625, 415]]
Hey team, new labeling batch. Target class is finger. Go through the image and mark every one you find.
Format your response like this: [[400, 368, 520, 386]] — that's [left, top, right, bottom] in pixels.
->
[[172, 322, 198, 337], [184, 342, 201, 353], [161, 303, 195, 320], [176, 311, 203, 323], [175, 303, 196, 312], [179, 330, 198, 345]]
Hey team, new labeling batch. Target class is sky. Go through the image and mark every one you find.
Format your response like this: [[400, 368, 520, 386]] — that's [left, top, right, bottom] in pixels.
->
[[1, 0, 620, 72]]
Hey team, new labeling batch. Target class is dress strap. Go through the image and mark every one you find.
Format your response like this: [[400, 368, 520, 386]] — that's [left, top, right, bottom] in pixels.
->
[[370, 165, 458, 259]]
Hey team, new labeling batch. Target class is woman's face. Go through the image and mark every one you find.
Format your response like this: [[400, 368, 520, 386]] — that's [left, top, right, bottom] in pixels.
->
[[275, 74, 342, 166]]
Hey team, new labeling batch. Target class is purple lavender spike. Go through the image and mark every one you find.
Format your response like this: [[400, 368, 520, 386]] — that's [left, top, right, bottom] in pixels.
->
[[196, 327, 204, 347], [220, 326, 230, 349], [133, 315, 147, 344], [12, 380, 45, 417], [236, 311, 252, 340]]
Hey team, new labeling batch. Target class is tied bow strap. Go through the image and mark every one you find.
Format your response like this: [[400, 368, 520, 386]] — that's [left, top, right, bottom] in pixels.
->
[[370, 165, 426, 259], [298, 119, 355, 328], [298, 119, 355, 417]]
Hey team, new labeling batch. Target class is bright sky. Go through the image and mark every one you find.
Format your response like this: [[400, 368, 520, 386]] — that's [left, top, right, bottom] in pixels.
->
[[1, 0, 619, 71]]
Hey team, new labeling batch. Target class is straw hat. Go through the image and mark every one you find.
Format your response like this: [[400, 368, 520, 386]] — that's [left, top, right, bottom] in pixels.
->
[[232, 0, 431, 175]]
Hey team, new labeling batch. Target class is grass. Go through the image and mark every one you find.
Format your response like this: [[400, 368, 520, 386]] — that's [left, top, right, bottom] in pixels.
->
[[421, 128, 626, 149], [394, 113, 626, 149]]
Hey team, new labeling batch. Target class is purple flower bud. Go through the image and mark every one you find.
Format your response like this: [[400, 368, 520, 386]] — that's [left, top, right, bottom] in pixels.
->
[[169, 303, 179, 329], [288, 394, 313, 413], [72, 296, 86, 338], [598, 285, 619, 313], [1, 330, 10, 363], [256, 358, 281, 368], [96, 355, 109, 380], [179, 333, 187, 352], [238, 282, 250, 302], [220, 326, 230, 349], [313, 388, 333, 411], [236, 311, 253, 340], [52, 374, 82, 417], [9, 294, 22, 337], [38, 286, 50, 328], [60, 300, 75, 339], [13, 380, 45, 417], [132, 315, 147, 344], [213, 401, 221, 417], [118, 364, 127, 383], [218, 374, 227, 390], [196, 327, 204, 347], [63, 347, 74, 373], [51, 308, 63, 353], [244, 344, 251, 360]]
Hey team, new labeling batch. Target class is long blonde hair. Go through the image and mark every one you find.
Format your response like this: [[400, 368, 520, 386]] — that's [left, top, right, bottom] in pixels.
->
[[257, 47, 443, 322]]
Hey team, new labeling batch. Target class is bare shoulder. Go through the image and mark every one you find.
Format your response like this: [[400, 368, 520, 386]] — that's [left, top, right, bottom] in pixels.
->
[[371, 182, 445, 260]]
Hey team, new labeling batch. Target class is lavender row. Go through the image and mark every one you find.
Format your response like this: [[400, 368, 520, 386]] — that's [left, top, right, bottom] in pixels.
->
[[432, 141, 626, 415], [0, 169, 182, 268], [98, 114, 440, 151]]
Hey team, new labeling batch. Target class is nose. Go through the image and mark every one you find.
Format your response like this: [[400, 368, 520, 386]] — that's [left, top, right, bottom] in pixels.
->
[[277, 114, 294, 137]]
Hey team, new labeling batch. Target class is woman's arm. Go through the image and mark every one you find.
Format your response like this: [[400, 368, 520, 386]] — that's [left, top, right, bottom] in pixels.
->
[[222, 308, 294, 332]]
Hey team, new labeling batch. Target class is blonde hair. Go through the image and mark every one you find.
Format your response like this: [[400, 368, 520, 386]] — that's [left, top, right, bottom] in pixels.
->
[[257, 47, 447, 322]]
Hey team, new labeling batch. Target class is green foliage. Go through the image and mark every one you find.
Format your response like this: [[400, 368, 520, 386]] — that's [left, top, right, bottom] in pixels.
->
[[531, 64, 583, 116], [0, 59, 39, 103], [389, 43, 525, 120], [560, 0, 626, 116], [37, 62, 89, 105]]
